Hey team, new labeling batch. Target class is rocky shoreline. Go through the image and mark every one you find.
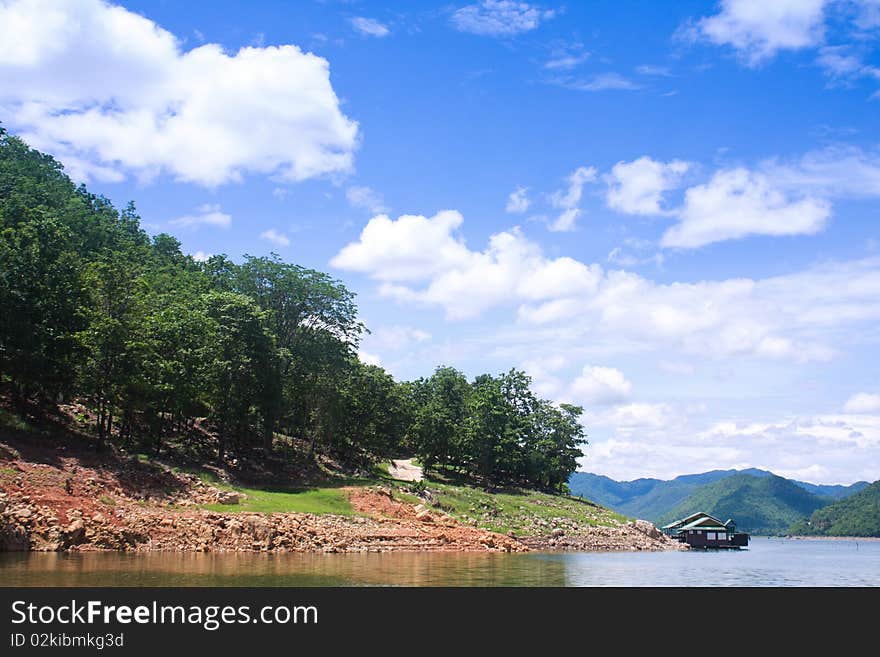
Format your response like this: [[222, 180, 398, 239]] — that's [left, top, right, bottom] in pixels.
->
[[0, 488, 681, 554], [0, 434, 682, 554]]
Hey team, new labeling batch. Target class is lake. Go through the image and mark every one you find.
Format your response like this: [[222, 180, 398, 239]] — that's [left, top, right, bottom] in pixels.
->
[[2, 538, 878, 586]]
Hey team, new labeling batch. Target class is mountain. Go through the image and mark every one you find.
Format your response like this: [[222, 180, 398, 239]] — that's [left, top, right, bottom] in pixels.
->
[[568, 469, 868, 523], [792, 480, 870, 500], [789, 480, 880, 537], [655, 474, 830, 535]]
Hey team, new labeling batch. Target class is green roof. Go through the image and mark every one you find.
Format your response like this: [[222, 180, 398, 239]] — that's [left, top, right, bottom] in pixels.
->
[[678, 519, 728, 531], [663, 511, 727, 530]]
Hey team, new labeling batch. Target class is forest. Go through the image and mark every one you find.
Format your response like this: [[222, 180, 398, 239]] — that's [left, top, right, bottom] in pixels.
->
[[0, 128, 586, 492]]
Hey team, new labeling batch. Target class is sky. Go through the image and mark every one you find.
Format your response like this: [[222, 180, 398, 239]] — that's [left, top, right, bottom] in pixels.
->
[[2, 0, 880, 484]]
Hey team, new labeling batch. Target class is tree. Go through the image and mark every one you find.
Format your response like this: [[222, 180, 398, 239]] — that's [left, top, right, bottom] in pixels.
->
[[409, 367, 471, 473], [200, 292, 278, 462]]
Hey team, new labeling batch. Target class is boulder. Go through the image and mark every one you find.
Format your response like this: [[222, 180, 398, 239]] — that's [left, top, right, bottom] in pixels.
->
[[216, 491, 243, 505], [63, 519, 85, 546]]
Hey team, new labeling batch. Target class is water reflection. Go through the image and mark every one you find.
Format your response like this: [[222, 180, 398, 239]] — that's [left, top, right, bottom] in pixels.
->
[[0, 551, 568, 587], [1, 538, 878, 587]]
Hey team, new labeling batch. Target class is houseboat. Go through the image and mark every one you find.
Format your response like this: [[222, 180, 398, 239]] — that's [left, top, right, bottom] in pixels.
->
[[662, 512, 750, 549]]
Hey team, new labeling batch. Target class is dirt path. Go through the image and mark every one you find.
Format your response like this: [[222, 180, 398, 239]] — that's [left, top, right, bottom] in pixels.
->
[[388, 459, 423, 482]]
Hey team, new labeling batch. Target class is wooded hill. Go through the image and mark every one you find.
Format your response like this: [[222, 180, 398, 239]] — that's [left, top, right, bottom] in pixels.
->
[[790, 480, 880, 537], [570, 469, 873, 535], [0, 129, 585, 492]]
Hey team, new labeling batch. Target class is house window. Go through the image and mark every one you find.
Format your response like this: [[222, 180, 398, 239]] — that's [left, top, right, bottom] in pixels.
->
[[707, 532, 716, 540], [718, 533, 727, 541]]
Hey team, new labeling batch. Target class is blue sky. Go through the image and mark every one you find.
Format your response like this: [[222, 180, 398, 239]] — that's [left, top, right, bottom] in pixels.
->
[[2, 0, 880, 483]]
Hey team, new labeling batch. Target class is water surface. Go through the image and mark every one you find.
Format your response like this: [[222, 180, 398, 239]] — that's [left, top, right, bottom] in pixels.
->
[[2, 538, 878, 586]]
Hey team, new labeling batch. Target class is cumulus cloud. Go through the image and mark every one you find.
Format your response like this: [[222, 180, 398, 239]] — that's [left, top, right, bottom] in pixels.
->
[[687, 0, 828, 66], [349, 17, 390, 38], [332, 211, 880, 362], [570, 365, 633, 405], [0, 0, 358, 186], [661, 168, 831, 248], [584, 412, 880, 483], [169, 204, 231, 230], [332, 210, 602, 319], [506, 186, 531, 213], [451, 1, 556, 37], [346, 186, 388, 214], [605, 156, 690, 215], [844, 392, 880, 413], [330, 211, 476, 282], [260, 228, 291, 247]]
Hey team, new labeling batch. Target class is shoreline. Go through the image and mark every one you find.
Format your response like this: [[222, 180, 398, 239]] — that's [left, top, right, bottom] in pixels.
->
[[781, 535, 880, 542], [1, 487, 683, 554]]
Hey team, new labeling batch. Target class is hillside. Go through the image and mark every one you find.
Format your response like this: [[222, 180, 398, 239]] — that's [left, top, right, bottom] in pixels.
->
[[656, 474, 830, 535], [789, 480, 880, 537], [0, 404, 679, 553], [569, 470, 867, 521]]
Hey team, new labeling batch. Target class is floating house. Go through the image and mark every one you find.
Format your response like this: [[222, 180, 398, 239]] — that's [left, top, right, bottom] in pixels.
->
[[662, 512, 749, 549]]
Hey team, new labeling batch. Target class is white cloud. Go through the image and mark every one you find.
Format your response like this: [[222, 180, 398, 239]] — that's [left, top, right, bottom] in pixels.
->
[[451, 1, 556, 37], [570, 365, 633, 405], [551, 167, 597, 209], [545, 46, 589, 70], [260, 228, 291, 247], [506, 186, 531, 213], [816, 45, 880, 84], [332, 211, 880, 363], [332, 210, 602, 319], [689, 0, 828, 66], [635, 65, 672, 76], [363, 325, 432, 355], [358, 349, 382, 367], [346, 186, 388, 214], [592, 402, 681, 431], [549, 208, 581, 232], [330, 211, 475, 282], [765, 146, 880, 197], [844, 392, 880, 413], [169, 203, 231, 230], [191, 250, 212, 262], [548, 166, 596, 231], [605, 156, 690, 215], [662, 167, 831, 248], [349, 16, 390, 38], [0, 0, 358, 186], [584, 412, 880, 483], [561, 73, 641, 92]]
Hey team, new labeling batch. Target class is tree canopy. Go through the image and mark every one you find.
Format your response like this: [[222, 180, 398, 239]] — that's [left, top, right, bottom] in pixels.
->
[[0, 129, 587, 492]]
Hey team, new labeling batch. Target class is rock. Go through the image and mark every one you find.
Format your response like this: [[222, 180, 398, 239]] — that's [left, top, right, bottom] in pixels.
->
[[415, 510, 434, 522], [632, 519, 663, 541], [63, 519, 85, 547], [216, 491, 243, 505], [551, 528, 565, 538]]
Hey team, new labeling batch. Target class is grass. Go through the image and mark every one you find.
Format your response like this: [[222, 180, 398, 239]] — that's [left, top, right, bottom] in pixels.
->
[[98, 494, 116, 507], [402, 480, 630, 536], [203, 485, 355, 515], [0, 466, 18, 475]]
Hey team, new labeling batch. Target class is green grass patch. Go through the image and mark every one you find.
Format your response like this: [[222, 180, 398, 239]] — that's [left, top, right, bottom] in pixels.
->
[[98, 495, 116, 507], [203, 485, 355, 515], [0, 466, 18, 475], [401, 480, 630, 536]]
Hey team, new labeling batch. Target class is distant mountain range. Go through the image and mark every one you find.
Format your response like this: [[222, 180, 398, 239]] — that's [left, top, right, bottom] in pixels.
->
[[790, 480, 880, 537], [569, 469, 871, 535]]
